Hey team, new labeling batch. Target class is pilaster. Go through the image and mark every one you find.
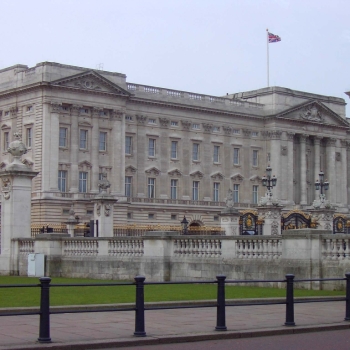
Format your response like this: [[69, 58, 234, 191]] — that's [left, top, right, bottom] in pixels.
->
[[299, 134, 309, 205]]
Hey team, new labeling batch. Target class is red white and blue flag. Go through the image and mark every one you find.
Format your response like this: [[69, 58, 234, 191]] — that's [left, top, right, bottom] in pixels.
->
[[268, 32, 281, 43]]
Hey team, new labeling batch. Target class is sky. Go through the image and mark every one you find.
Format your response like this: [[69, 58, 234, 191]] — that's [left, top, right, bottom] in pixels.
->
[[0, 0, 349, 114]]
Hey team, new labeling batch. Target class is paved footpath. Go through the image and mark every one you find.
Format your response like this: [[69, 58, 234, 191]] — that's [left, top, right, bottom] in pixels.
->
[[0, 300, 349, 350]]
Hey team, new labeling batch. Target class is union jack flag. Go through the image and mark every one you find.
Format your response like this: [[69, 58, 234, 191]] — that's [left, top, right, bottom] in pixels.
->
[[268, 32, 281, 43]]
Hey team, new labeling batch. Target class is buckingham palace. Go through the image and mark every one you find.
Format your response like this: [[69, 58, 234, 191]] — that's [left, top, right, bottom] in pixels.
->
[[0, 61, 349, 226]]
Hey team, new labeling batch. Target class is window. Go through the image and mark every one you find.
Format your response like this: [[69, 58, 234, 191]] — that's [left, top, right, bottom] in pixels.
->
[[4, 111, 9, 116], [213, 182, 220, 202], [27, 106, 33, 112], [59, 127, 67, 148], [125, 176, 132, 197], [233, 184, 239, 203], [87, 210, 93, 215], [192, 143, 200, 161], [99, 132, 107, 151], [125, 115, 133, 121], [252, 185, 259, 204], [127, 212, 132, 219], [171, 141, 178, 159], [148, 178, 155, 198], [192, 181, 199, 200], [58, 170, 67, 192], [214, 216, 219, 222], [148, 138, 156, 157], [79, 130, 88, 149], [192, 124, 200, 130], [4, 132, 9, 150], [233, 148, 240, 165], [252, 131, 258, 137], [125, 136, 132, 155], [252, 150, 259, 167], [213, 126, 220, 132], [233, 129, 240, 135], [26, 128, 32, 148], [171, 214, 177, 220], [79, 172, 88, 193], [213, 145, 220, 163], [171, 121, 178, 127], [148, 118, 156, 124], [170, 179, 178, 199], [148, 213, 155, 219]]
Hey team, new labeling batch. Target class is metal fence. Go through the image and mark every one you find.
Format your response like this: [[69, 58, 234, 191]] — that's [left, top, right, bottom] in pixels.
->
[[0, 273, 349, 343]]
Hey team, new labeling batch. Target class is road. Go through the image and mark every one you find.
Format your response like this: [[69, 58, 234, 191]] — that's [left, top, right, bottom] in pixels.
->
[[104, 329, 350, 350]]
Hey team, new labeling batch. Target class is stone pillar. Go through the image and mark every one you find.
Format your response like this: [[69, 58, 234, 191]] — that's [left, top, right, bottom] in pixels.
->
[[65, 207, 78, 237], [314, 136, 321, 200], [309, 209, 335, 231], [340, 140, 348, 207], [286, 132, 295, 205], [326, 138, 336, 204], [91, 108, 100, 193], [69, 106, 80, 192], [0, 133, 38, 273], [219, 210, 240, 236], [258, 206, 283, 235], [269, 130, 282, 200], [300, 134, 309, 205]]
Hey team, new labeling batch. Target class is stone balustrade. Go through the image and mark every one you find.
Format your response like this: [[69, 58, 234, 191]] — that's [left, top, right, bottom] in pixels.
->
[[18, 239, 35, 255], [63, 239, 99, 256], [235, 238, 282, 259], [173, 238, 222, 257], [322, 236, 350, 260], [108, 239, 144, 257]]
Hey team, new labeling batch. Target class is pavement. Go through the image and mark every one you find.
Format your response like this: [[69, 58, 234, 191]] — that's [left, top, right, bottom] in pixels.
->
[[0, 298, 349, 350]]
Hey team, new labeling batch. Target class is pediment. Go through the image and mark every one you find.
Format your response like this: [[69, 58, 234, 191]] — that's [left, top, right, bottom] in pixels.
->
[[51, 71, 130, 96], [250, 175, 262, 183], [276, 100, 349, 128], [190, 170, 204, 179], [231, 173, 244, 182], [145, 167, 161, 176], [78, 160, 92, 170], [125, 165, 137, 174], [211, 172, 224, 181], [168, 168, 182, 177]]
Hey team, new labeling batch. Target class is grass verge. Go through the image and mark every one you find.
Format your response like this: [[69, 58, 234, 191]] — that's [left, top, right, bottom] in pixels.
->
[[0, 276, 345, 308]]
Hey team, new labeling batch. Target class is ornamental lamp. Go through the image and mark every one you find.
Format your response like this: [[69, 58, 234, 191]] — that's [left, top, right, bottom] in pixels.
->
[[315, 179, 320, 191], [262, 176, 267, 187], [181, 216, 189, 235], [319, 171, 324, 183], [324, 180, 329, 191], [266, 165, 272, 178], [271, 175, 277, 187]]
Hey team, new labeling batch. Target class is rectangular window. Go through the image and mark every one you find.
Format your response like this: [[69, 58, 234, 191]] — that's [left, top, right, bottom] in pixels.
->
[[233, 129, 240, 134], [125, 115, 133, 121], [4, 132, 9, 150], [170, 179, 178, 199], [213, 145, 220, 163], [79, 130, 88, 149], [252, 131, 258, 137], [125, 176, 132, 197], [79, 172, 88, 193], [233, 184, 239, 203], [192, 124, 200, 130], [213, 182, 220, 202], [27, 106, 33, 112], [148, 138, 156, 157], [233, 148, 240, 165], [26, 128, 32, 148], [59, 127, 67, 148], [252, 185, 259, 204], [192, 143, 200, 161], [99, 131, 107, 151], [192, 181, 199, 201], [125, 136, 132, 155], [171, 141, 178, 159], [252, 150, 259, 166], [148, 213, 155, 219], [171, 121, 178, 127], [148, 118, 156, 124], [58, 170, 67, 192], [148, 178, 155, 198], [171, 214, 177, 220]]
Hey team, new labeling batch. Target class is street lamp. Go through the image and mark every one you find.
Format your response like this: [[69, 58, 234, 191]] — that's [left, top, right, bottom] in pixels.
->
[[262, 164, 277, 201], [315, 171, 329, 204], [181, 216, 189, 235]]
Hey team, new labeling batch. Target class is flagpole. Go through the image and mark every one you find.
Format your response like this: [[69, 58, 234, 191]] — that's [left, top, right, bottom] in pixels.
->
[[266, 28, 269, 87]]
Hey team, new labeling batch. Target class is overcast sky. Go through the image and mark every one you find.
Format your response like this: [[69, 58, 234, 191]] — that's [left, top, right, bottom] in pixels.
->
[[1, 0, 349, 114]]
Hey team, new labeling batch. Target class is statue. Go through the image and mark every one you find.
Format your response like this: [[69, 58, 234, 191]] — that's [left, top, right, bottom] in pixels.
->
[[225, 189, 234, 208], [97, 173, 111, 195]]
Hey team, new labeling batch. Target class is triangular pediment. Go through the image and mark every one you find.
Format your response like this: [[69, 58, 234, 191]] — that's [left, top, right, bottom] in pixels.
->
[[250, 175, 262, 183], [50, 71, 131, 96], [231, 173, 244, 182], [211, 172, 224, 181], [145, 167, 161, 176], [125, 165, 137, 174], [190, 170, 204, 179], [275, 100, 349, 128], [168, 168, 182, 177]]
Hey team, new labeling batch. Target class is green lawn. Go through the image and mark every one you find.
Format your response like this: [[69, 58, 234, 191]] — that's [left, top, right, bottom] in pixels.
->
[[0, 276, 345, 308]]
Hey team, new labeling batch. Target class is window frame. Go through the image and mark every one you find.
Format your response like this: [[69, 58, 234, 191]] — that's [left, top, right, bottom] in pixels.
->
[[192, 181, 200, 201], [79, 129, 88, 150], [148, 178, 156, 198], [252, 149, 259, 167], [192, 143, 200, 161], [148, 138, 156, 157], [79, 171, 88, 193], [125, 176, 133, 197], [99, 131, 107, 152], [252, 185, 259, 204], [59, 127, 68, 148], [213, 145, 220, 163], [26, 127, 32, 149], [213, 182, 220, 202], [58, 170, 67, 192], [171, 141, 178, 159], [233, 148, 240, 165], [233, 184, 239, 203], [170, 179, 178, 199], [125, 136, 133, 155]]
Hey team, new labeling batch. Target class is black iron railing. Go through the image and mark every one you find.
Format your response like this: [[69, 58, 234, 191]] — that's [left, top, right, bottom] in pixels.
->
[[0, 274, 349, 343]]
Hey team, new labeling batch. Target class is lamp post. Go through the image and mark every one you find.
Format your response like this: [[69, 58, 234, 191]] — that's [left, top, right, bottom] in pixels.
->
[[315, 171, 329, 205], [181, 215, 189, 235], [262, 164, 277, 203]]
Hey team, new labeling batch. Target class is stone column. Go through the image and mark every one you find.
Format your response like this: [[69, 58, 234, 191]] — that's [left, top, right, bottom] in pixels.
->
[[326, 138, 336, 204], [300, 134, 309, 205], [314, 136, 321, 200], [0, 134, 38, 274], [269, 130, 282, 200], [340, 140, 348, 207], [286, 132, 295, 204], [91, 108, 100, 193], [69, 106, 80, 192], [258, 206, 283, 235]]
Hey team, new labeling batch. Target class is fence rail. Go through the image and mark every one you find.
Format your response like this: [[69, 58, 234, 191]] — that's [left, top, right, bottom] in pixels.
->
[[0, 274, 349, 343]]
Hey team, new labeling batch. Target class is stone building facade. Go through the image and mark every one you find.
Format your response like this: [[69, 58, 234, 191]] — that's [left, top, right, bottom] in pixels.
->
[[0, 62, 349, 226]]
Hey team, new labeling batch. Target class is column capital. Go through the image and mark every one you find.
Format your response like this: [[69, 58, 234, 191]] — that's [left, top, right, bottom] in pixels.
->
[[326, 138, 337, 147], [50, 102, 62, 112], [286, 132, 295, 141], [299, 134, 309, 143], [313, 135, 322, 145], [340, 139, 348, 148]]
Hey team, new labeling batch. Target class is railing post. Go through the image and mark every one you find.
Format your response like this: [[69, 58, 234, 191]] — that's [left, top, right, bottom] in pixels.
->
[[345, 273, 350, 321], [134, 276, 146, 337], [38, 277, 52, 343], [215, 275, 227, 331], [285, 274, 295, 326]]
